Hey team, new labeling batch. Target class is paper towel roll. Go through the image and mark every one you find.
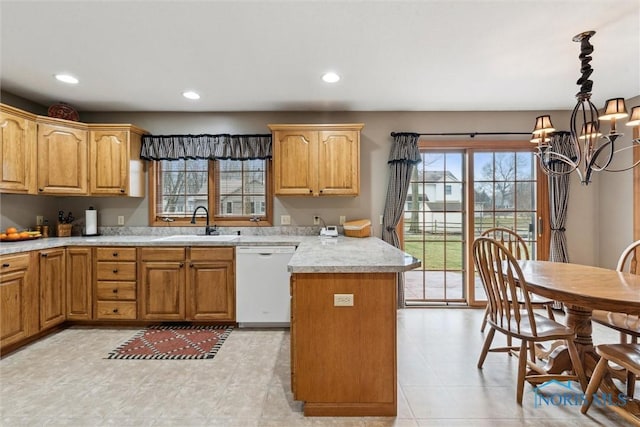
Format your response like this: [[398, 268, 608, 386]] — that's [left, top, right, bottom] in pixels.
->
[[85, 209, 97, 235]]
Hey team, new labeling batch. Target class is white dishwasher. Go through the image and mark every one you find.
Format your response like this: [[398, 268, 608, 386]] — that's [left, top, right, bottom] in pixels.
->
[[235, 246, 296, 327]]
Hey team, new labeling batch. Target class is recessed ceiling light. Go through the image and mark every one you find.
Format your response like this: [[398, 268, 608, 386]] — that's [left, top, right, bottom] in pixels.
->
[[54, 74, 79, 84], [182, 91, 200, 100], [322, 72, 340, 83]]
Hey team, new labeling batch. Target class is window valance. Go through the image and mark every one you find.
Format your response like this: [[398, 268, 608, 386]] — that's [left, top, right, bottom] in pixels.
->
[[140, 134, 272, 161], [387, 132, 421, 164]]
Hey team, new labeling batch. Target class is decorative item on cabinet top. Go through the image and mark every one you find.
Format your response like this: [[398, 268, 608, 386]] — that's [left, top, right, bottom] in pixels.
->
[[47, 102, 79, 121]]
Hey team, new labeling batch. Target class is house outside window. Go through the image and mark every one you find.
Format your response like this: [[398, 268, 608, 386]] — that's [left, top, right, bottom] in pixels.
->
[[150, 158, 272, 226]]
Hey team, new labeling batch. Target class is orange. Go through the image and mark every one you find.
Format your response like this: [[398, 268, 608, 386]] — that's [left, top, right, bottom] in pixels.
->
[[6, 233, 20, 240], [19, 231, 30, 238], [5, 227, 17, 235], [0, 233, 6, 239]]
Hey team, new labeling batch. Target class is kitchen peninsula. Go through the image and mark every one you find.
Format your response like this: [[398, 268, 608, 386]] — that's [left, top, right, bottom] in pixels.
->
[[0, 234, 420, 417]]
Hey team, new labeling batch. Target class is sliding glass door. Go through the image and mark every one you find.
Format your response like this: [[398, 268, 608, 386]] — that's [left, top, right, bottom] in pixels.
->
[[402, 141, 549, 306]]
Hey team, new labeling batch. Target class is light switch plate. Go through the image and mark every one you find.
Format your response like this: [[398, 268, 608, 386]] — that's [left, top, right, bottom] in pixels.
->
[[117, 215, 125, 225], [280, 215, 291, 225]]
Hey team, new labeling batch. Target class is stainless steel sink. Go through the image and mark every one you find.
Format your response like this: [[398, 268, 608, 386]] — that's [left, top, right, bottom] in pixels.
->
[[153, 235, 238, 242]]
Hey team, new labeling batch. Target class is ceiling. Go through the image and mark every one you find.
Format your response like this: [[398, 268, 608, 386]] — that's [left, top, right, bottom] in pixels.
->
[[1, 0, 639, 113]]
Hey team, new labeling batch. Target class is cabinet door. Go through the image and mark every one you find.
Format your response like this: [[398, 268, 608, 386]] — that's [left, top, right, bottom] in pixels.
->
[[140, 261, 185, 320], [37, 122, 88, 194], [317, 130, 359, 196], [187, 260, 234, 320], [89, 129, 129, 195], [273, 130, 318, 195], [39, 248, 66, 329], [66, 247, 92, 320], [0, 253, 37, 350], [0, 108, 36, 194]]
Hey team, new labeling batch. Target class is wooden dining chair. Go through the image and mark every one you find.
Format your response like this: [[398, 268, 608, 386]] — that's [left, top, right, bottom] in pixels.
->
[[479, 227, 555, 336], [592, 240, 640, 344], [473, 236, 587, 404], [581, 343, 640, 426]]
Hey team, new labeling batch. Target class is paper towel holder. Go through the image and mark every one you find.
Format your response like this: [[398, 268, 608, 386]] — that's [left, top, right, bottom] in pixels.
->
[[83, 206, 100, 237]]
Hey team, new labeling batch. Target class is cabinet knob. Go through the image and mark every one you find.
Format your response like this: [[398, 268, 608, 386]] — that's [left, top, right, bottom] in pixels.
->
[[120, 189, 125, 193], [38, 188, 44, 192], [112, 308, 119, 313], [112, 269, 118, 274], [319, 189, 324, 193], [112, 289, 118, 293], [189, 263, 194, 268], [309, 189, 313, 193], [112, 252, 118, 257], [2, 263, 9, 268], [41, 253, 48, 258], [179, 263, 184, 268]]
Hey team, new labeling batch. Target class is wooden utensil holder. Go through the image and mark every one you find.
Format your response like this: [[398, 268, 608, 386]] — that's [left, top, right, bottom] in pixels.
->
[[56, 223, 72, 237]]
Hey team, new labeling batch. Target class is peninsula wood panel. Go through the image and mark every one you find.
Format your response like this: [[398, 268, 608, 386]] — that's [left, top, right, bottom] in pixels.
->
[[0, 253, 38, 351], [36, 120, 88, 195], [0, 105, 36, 194], [291, 272, 397, 416], [66, 247, 92, 320]]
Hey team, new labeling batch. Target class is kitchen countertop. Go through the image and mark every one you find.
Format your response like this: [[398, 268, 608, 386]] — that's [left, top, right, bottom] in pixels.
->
[[0, 235, 420, 273]]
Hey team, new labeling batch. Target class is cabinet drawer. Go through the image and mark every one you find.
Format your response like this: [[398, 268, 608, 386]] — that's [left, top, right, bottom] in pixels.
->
[[96, 281, 136, 300], [190, 247, 234, 261], [140, 247, 185, 261], [96, 247, 137, 261], [96, 262, 136, 280], [0, 253, 30, 272], [96, 301, 137, 320]]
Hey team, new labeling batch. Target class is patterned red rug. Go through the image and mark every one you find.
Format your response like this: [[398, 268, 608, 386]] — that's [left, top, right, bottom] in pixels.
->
[[107, 325, 232, 360]]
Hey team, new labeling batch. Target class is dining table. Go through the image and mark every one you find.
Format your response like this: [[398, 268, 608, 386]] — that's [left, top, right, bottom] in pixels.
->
[[514, 260, 640, 419]]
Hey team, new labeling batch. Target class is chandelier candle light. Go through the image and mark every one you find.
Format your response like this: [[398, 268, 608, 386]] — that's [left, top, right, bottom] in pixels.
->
[[531, 30, 640, 185]]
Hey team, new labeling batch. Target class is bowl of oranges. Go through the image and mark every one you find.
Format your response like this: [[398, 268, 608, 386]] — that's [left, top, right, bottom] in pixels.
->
[[0, 227, 42, 242]]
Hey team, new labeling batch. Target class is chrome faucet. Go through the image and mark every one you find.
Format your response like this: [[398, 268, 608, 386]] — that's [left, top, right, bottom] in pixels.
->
[[190, 206, 218, 235]]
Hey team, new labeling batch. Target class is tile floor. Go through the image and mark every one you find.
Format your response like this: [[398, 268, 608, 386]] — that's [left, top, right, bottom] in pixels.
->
[[0, 308, 635, 426]]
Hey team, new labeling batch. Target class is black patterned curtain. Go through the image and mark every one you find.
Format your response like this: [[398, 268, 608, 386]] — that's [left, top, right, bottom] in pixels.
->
[[140, 134, 272, 161], [382, 132, 422, 309]]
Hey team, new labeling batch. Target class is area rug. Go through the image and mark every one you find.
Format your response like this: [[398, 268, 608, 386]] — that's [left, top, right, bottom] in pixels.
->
[[107, 325, 232, 360]]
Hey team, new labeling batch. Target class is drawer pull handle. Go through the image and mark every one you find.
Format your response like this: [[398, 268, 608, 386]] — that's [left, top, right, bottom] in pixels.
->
[[2, 263, 9, 268], [112, 308, 119, 313], [112, 252, 118, 257], [41, 253, 48, 258], [112, 289, 118, 293], [113, 269, 118, 274]]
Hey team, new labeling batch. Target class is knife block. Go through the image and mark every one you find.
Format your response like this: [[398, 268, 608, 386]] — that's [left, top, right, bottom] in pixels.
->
[[56, 223, 72, 237]]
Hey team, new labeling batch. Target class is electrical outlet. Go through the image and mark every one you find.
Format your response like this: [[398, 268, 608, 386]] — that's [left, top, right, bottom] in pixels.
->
[[334, 294, 354, 307], [36, 215, 44, 226], [313, 216, 320, 225], [380, 214, 384, 225], [280, 215, 291, 225], [117, 215, 125, 225], [339, 215, 346, 225]]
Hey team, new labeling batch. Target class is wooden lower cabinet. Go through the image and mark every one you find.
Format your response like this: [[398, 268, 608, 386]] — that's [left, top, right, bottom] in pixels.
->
[[290, 272, 397, 417], [139, 248, 186, 320], [140, 247, 235, 321], [188, 248, 235, 321], [66, 247, 92, 320], [0, 252, 38, 351], [39, 248, 66, 330], [94, 247, 137, 320]]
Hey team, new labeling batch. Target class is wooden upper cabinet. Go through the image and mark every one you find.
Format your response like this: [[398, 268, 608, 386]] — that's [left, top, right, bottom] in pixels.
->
[[269, 124, 363, 196], [0, 104, 37, 194], [36, 118, 88, 195], [89, 125, 146, 197]]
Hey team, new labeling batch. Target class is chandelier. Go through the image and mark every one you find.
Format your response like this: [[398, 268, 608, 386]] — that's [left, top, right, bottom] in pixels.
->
[[531, 30, 640, 185]]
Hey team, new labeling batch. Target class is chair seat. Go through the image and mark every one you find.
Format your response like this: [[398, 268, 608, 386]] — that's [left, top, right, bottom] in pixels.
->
[[489, 313, 574, 341], [592, 310, 640, 336], [596, 343, 640, 374]]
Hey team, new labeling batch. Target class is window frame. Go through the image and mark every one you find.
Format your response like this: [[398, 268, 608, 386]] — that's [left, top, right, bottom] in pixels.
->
[[148, 159, 273, 227]]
